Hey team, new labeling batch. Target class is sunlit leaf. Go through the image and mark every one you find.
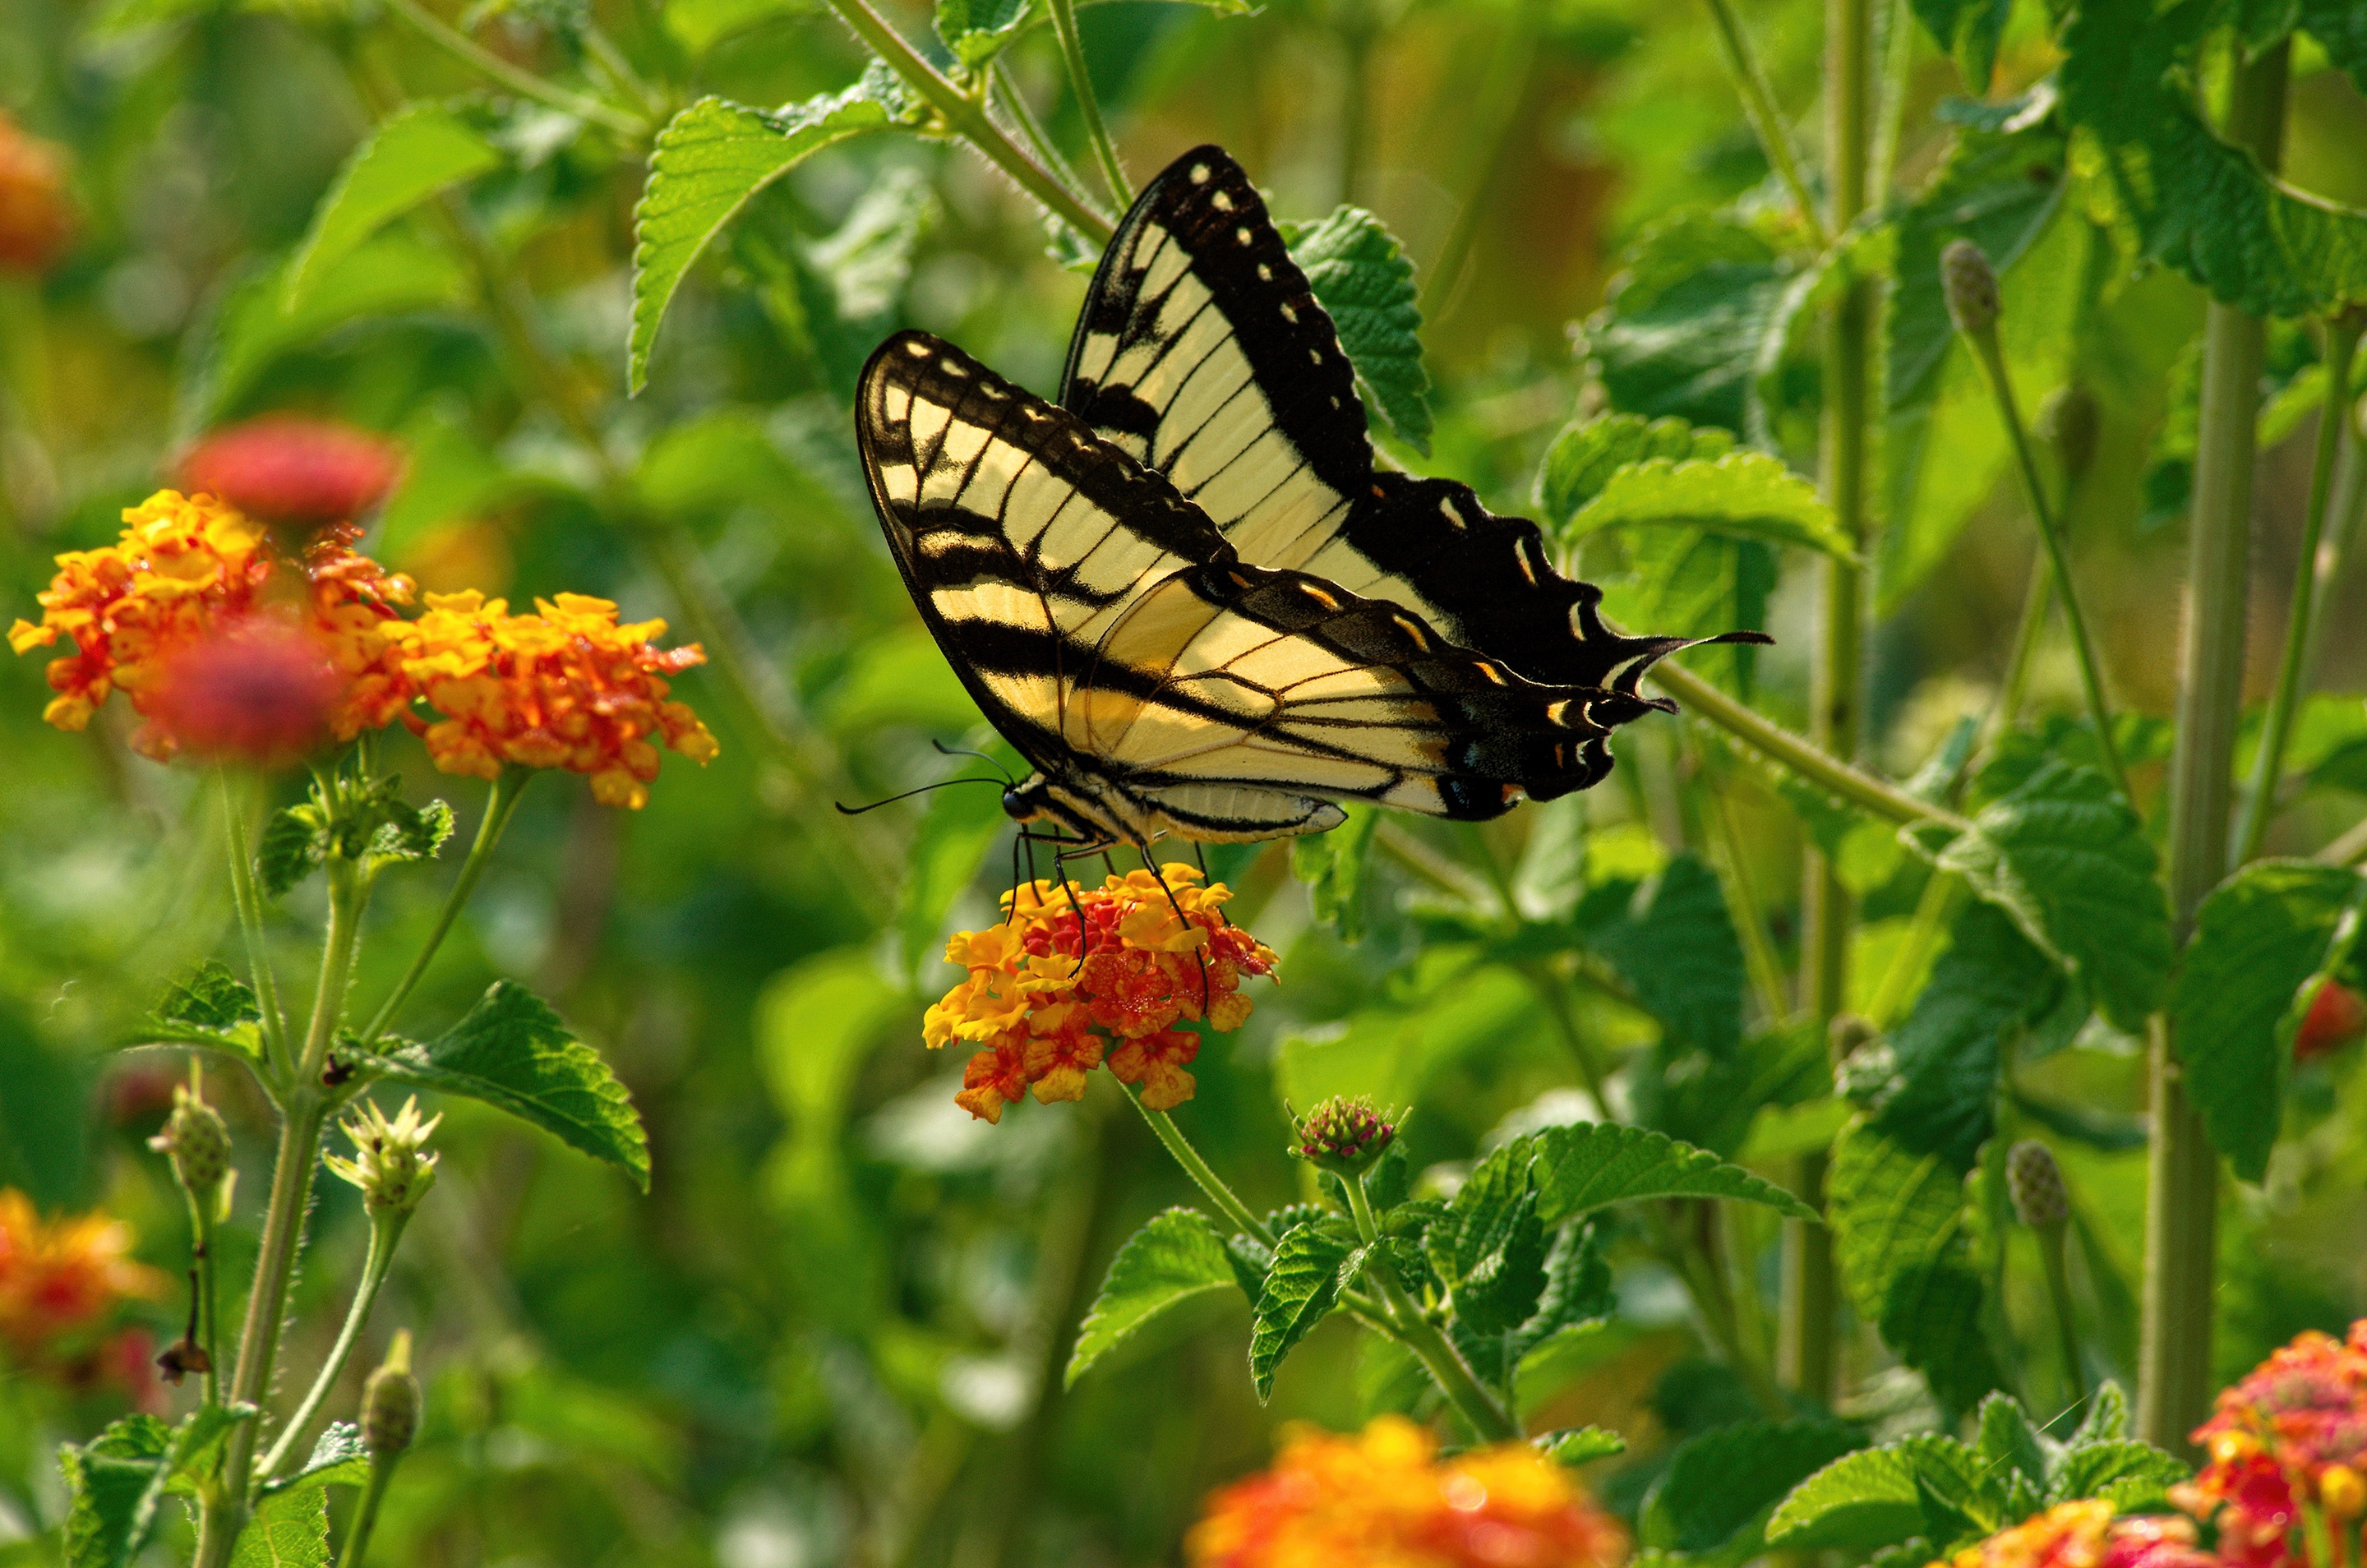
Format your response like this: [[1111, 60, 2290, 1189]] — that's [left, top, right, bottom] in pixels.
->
[[229, 1481, 329, 1568], [286, 104, 502, 310], [1520, 1121, 1817, 1224], [1640, 1421, 1867, 1563], [1767, 1436, 1996, 1553], [1581, 210, 1788, 435], [1285, 207, 1432, 453], [1552, 448, 1848, 560], [1248, 1215, 1361, 1399], [1066, 1207, 1238, 1387], [1579, 853, 1747, 1057]]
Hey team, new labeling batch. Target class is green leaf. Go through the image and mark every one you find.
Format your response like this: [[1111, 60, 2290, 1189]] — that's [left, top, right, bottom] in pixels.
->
[[1525, 1122, 1817, 1224], [1641, 1422, 1869, 1561], [1907, 0, 2012, 90], [1428, 1143, 1549, 1335], [2061, 0, 2367, 319], [1537, 413, 1732, 527], [2071, 1381, 2131, 1446], [1290, 803, 1380, 943], [1933, 761, 2172, 1034], [1560, 450, 1848, 559], [59, 1416, 173, 1568], [934, 0, 1032, 71], [286, 103, 501, 310], [1285, 207, 1432, 453], [2303, 0, 2367, 92], [136, 961, 265, 1059], [628, 80, 907, 393], [1512, 1222, 1614, 1358], [1582, 210, 1788, 435], [1767, 1436, 1991, 1553], [229, 1482, 330, 1568], [1827, 1122, 2004, 1418], [1876, 902, 2063, 1169], [1249, 1215, 1360, 1399], [258, 1424, 368, 1497], [369, 982, 649, 1189], [1580, 853, 1747, 1056], [1066, 1208, 1239, 1388], [2046, 1440, 2189, 1509], [1972, 1393, 2048, 1490], [257, 804, 329, 899], [2169, 861, 2363, 1182], [362, 796, 454, 876], [1538, 1427, 1628, 1466], [1601, 526, 1777, 697]]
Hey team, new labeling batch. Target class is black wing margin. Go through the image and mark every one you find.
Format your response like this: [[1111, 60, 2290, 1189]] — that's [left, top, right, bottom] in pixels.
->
[[1060, 143, 1769, 701]]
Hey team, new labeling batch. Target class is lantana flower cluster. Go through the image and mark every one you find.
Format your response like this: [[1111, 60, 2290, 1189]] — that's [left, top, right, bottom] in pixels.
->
[[0, 1189, 164, 1367], [1186, 1414, 1631, 1568], [2174, 1322, 2367, 1568], [10, 486, 717, 805], [1933, 1501, 2218, 1568], [926, 865, 1276, 1123]]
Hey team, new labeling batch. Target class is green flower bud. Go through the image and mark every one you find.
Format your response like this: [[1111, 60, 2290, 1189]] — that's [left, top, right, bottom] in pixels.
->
[[325, 1095, 441, 1216], [149, 1083, 233, 1203], [2037, 383, 2102, 482], [362, 1330, 420, 1458], [1290, 1095, 1399, 1176], [2006, 1139, 2069, 1230], [1941, 239, 2002, 336]]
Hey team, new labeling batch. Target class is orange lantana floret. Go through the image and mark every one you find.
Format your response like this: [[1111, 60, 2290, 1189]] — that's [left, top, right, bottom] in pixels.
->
[[932, 865, 1276, 1123], [0, 1189, 166, 1361], [2174, 1321, 2367, 1568], [1187, 1414, 1631, 1568], [7, 490, 413, 758], [0, 111, 73, 274], [393, 590, 719, 809], [1936, 1502, 2218, 1568]]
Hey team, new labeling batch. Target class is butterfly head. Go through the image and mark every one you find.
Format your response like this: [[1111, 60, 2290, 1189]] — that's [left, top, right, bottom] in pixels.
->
[[1002, 775, 1050, 823]]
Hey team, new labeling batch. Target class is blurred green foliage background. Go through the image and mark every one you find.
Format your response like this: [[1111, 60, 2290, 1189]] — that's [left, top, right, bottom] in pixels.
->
[[5, 0, 2367, 1561]]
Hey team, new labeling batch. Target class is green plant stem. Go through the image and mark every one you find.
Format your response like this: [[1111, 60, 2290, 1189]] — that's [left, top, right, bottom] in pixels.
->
[[821, 0, 1115, 243], [2297, 393, 2365, 693], [335, 1458, 399, 1568], [1868, 0, 1912, 201], [1695, 741, 1793, 1024], [579, 22, 664, 120], [1965, 324, 2132, 803], [220, 771, 292, 1077], [2141, 39, 2289, 1459], [1045, 0, 1128, 206], [1650, 661, 1969, 833], [1663, 1203, 1785, 1418], [379, 0, 647, 135], [1866, 871, 1964, 1030], [359, 769, 527, 1045], [1127, 1091, 1274, 1249], [185, 1080, 224, 1408], [2235, 313, 2364, 865], [1700, 0, 1827, 247], [989, 62, 1096, 212], [258, 1211, 408, 1479], [1520, 963, 1617, 1118], [1991, 556, 2054, 752], [1336, 0, 1374, 208], [2035, 1220, 2088, 1411], [1344, 1178, 1522, 1442], [1420, 0, 1544, 318], [196, 864, 370, 1568]]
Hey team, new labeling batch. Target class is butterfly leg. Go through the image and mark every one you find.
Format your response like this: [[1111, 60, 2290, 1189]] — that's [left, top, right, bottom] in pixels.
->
[[1137, 842, 1212, 1013], [1041, 832, 1114, 975], [1191, 842, 1233, 929]]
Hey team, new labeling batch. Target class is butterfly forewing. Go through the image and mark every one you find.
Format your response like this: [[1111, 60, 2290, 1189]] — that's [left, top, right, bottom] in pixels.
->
[[1061, 145, 1756, 697]]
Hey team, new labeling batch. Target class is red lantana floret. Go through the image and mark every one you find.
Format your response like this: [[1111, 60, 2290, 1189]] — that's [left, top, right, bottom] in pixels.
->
[[177, 415, 404, 533], [2175, 1321, 2367, 1568]]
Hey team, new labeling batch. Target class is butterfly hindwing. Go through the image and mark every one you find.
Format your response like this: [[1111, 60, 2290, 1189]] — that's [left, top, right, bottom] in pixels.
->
[[857, 330, 1654, 841], [1061, 145, 1753, 696]]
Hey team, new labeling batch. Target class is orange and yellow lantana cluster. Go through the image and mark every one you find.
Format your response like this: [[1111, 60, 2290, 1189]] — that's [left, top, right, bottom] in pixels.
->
[[2176, 1322, 2367, 1568], [0, 1188, 164, 1365], [10, 490, 717, 804], [926, 865, 1276, 1123], [1934, 1502, 2217, 1568], [1186, 1415, 1631, 1568]]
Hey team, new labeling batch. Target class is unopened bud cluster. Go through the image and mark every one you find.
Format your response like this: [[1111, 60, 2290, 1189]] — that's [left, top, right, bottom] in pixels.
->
[[2006, 1139, 2068, 1229], [362, 1330, 420, 1456], [149, 1084, 233, 1203], [1290, 1095, 1397, 1176], [325, 1095, 441, 1216], [1942, 239, 2002, 336]]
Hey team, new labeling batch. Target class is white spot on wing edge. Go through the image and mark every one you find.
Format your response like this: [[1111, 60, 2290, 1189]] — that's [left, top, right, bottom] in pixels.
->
[[902, 339, 931, 357], [1211, 190, 1234, 211], [1190, 163, 1211, 184]]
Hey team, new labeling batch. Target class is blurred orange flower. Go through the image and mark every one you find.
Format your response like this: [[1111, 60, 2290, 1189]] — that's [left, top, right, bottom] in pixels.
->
[[394, 590, 718, 809], [7, 490, 414, 759], [928, 865, 1276, 1123], [1936, 1501, 2218, 1568], [1187, 1414, 1630, 1568], [2175, 1321, 2367, 1568], [0, 111, 73, 273], [0, 1189, 166, 1363], [178, 415, 405, 534]]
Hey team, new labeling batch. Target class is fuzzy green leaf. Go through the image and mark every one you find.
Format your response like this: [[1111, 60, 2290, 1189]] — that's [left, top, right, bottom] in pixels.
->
[[60, 1417, 173, 1568], [2047, 1440, 2189, 1509], [1583, 210, 1788, 434], [1525, 1122, 1818, 1224], [2061, 0, 2367, 318], [1876, 902, 2063, 1169], [1537, 413, 1732, 526], [934, 0, 1031, 70], [1428, 1142, 1548, 1335], [1558, 451, 1849, 560], [1285, 207, 1432, 453], [1603, 527, 1777, 696], [1066, 1208, 1239, 1388], [370, 982, 649, 1189], [1290, 802, 1380, 943], [229, 1482, 330, 1568], [1249, 1215, 1361, 1398], [258, 1424, 368, 1497], [1934, 761, 2172, 1034], [1828, 1122, 2004, 1417], [628, 79, 909, 393], [287, 103, 501, 310], [1539, 1427, 1628, 1466], [1641, 1422, 1869, 1561], [1580, 853, 1747, 1057], [363, 796, 453, 875], [1767, 1436, 1993, 1552], [136, 961, 265, 1059], [1908, 0, 2012, 90], [256, 805, 329, 899], [2169, 861, 2362, 1182]]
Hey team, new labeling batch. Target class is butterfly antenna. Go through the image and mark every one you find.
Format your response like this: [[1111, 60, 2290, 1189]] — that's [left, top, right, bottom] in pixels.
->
[[833, 777, 1004, 815], [931, 740, 1016, 786], [1141, 845, 1211, 1012]]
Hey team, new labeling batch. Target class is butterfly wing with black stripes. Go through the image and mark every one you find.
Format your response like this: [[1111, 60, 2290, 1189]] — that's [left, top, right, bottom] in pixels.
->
[[1060, 144, 1766, 698], [856, 330, 1656, 844]]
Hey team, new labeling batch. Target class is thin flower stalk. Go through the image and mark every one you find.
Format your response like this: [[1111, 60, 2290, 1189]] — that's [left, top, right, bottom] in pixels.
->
[[220, 770, 292, 1072], [259, 1208, 404, 1478], [378, 0, 646, 136], [1700, 0, 1826, 246], [360, 768, 527, 1045], [1045, 0, 1129, 206]]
